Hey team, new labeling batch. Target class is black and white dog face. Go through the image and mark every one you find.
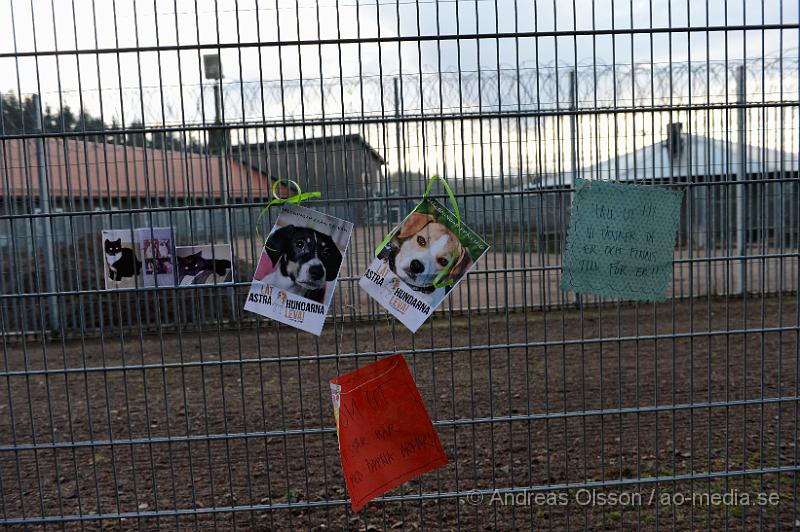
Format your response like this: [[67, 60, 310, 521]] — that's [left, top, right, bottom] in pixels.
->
[[264, 225, 342, 301]]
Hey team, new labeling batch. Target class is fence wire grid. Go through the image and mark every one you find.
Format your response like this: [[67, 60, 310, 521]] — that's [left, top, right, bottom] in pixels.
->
[[1, 0, 799, 530]]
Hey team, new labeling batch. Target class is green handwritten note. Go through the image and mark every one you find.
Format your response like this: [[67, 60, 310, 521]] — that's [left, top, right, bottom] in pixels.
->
[[560, 178, 684, 301]]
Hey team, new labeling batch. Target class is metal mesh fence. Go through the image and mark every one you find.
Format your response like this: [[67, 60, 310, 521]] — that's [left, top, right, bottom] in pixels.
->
[[1, 0, 799, 529]]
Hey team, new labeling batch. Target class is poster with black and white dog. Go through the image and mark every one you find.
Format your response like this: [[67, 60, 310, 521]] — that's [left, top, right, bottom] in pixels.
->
[[244, 203, 353, 335], [359, 197, 489, 333]]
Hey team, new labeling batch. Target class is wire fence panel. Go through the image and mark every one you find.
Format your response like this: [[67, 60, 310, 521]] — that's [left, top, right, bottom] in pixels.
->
[[1, 0, 799, 530]]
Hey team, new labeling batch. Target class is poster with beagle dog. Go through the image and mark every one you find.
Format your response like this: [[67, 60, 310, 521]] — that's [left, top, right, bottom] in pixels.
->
[[244, 203, 353, 335], [359, 197, 488, 333]]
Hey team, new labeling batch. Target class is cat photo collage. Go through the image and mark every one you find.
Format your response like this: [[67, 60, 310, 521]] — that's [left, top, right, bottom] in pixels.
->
[[101, 228, 233, 290]]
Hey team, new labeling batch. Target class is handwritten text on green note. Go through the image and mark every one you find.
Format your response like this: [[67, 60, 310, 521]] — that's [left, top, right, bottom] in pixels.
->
[[560, 178, 684, 301]]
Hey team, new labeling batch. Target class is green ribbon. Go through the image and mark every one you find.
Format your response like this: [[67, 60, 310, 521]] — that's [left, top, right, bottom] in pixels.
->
[[256, 179, 321, 248], [374, 174, 463, 289]]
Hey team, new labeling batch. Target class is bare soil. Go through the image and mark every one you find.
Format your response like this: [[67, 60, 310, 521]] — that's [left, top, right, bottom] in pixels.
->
[[1, 294, 799, 530]]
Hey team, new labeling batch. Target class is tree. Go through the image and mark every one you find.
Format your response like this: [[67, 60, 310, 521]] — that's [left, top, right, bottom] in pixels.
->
[[0, 92, 204, 154], [126, 120, 147, 147]]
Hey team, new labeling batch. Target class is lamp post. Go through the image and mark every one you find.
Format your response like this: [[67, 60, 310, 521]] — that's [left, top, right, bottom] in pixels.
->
[[204, 54, 235, 313], [203, 54, 231, 241]]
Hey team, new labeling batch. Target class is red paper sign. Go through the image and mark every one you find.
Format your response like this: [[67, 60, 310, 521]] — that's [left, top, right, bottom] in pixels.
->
[[330, 354, 448, 512]]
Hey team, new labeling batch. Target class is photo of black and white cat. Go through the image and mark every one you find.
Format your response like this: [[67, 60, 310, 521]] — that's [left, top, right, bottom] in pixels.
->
[[102, 230, 143, 289], [176, 245, 233, 286]]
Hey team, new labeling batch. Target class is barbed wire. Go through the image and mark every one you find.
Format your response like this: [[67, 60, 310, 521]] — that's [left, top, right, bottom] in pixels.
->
[[20, 54, 799, 137], [118, 55, 799, 126]]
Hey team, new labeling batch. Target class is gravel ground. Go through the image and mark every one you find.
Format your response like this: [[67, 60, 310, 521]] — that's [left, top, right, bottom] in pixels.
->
[[1, 294, 799, 530]]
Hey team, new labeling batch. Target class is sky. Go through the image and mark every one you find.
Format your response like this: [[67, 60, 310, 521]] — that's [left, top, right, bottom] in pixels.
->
[[0, 0, 797, 176], [1, 0, 796, 115]]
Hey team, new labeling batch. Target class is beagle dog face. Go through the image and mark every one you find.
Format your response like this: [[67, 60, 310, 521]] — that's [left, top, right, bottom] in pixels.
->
[[391, 212, 472, 290], [266, 225, 342, 291]]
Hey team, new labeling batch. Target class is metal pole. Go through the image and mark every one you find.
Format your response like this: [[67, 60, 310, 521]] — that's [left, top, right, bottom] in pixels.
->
[[569, 70, 578, 182], [213, 80, 235, 314], [394, 77, 403, 215], [569, 70, 580, 303], [213, 82, 231, 242], [736, 66, 747, 295], [32, 94, 59, 331]]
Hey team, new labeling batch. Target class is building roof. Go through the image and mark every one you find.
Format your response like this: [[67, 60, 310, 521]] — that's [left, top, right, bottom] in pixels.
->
[[534, 129, 799, 189], [239, 133, 386, 165], [0, 138, 272, 200]]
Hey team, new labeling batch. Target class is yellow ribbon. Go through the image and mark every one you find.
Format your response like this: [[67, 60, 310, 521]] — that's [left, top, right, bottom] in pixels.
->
[[256, 179, 321, 248], [374, 175, 463, 289]]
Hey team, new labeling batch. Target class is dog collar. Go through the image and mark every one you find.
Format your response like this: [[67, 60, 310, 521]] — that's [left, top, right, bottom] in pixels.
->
[[404, 282, 438, 294]]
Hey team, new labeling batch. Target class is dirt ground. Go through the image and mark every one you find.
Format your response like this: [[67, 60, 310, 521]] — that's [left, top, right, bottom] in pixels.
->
[[1, 294, 799, 530]]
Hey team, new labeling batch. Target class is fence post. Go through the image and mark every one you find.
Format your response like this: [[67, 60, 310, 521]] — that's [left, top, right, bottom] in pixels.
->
[[569, 69, 578, 180], [736, 66, 747, 296], [569, 70, 580, 305], [394, 77, 406, 214], [32, 93, 59, 331]]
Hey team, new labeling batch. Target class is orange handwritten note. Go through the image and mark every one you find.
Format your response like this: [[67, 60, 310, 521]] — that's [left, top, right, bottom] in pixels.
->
[[330, 354, 448, 512]]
